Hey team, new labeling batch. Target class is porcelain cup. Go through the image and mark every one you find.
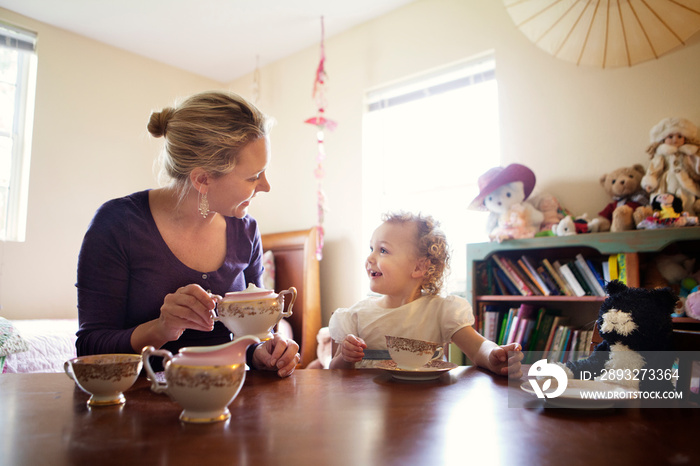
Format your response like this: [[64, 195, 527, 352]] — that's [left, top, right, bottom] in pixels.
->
[[64, 354, 143, 407], [385, 336, 444, 370], [142, 335, 260, 423], [214, 284, 296, 340]]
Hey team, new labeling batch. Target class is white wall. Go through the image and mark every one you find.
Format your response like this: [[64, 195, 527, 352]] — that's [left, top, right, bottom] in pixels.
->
[[233, 0, 700, 325], [2, 0, 700, 326]]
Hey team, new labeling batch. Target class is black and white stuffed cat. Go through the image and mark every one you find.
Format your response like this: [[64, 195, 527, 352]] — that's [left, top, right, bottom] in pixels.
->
[[563, 280, 677, 393]]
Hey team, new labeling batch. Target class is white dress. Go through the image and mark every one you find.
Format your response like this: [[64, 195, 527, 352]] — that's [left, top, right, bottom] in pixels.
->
[[328, 295, 474, 368]]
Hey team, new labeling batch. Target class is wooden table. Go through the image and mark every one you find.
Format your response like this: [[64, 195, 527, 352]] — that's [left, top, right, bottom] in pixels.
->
[[1, 367, 698, 465]]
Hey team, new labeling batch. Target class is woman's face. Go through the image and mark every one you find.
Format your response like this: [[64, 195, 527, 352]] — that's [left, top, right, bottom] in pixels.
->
[[208, 137, 271, 219]]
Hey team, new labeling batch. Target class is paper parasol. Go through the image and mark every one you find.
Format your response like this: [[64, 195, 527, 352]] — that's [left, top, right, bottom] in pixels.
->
[[503, 0, 700, 68]]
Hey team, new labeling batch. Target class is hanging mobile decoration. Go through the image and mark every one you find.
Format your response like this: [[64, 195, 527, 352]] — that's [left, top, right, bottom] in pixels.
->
[[304, 16, 336, 261]]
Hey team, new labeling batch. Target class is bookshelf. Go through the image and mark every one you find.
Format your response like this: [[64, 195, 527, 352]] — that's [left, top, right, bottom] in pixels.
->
[[453, 227, 700, 364]]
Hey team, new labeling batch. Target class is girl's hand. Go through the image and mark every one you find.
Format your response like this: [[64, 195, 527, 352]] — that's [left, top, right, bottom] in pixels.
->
[[158, 284, 216, 341], [340, 334, 367, 363], [252, 334, 301, 377], [489, 343, 524, 378]]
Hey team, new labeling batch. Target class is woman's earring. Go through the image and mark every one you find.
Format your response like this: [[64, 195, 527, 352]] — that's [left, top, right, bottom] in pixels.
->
[[199, 191, 210, 218]]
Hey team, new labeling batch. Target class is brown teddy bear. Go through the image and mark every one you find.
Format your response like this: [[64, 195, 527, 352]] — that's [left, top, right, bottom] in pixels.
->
[[597, 164, 649, 232]]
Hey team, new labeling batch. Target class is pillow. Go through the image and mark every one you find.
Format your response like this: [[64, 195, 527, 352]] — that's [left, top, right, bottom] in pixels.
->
[[262, 250, 276, 291], [0, 317, 29, 372]]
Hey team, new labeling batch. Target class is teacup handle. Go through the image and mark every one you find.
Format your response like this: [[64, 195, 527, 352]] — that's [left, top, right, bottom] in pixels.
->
[[141, 346, 173, 394], [64, 360, 77, 383], [431, 345, 445, 362], [277, 287, 297, 318]]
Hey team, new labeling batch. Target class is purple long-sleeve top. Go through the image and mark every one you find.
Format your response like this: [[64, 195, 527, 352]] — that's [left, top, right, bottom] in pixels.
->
[[76, 190, 263, 366]]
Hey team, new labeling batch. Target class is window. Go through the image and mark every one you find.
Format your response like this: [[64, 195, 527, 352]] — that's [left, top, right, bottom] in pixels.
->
[[0, 21, 37, 242], [362, 54, 499, 296]]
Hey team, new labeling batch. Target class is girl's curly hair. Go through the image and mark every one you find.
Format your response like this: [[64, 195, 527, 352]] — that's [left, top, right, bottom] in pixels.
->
[[382, 211, 450, 295]]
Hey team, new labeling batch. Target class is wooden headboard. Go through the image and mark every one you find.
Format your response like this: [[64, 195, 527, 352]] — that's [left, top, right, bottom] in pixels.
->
[[261, 227, 321, 368]]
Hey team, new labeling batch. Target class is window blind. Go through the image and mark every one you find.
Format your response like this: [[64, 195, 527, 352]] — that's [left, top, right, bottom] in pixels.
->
[[0, 21, 37, 53]]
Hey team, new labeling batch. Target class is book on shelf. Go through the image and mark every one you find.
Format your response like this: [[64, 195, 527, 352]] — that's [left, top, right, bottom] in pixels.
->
[[502, 256, 541, 295], [576, 329, 593, 359], [526, 307, 547, 352], [506, 308, 521, 345], [475, 261, 493, 295], [494, 268, 519, 295], [544, 315, 570, 353], [513, 304, 538, 348], [586, 258, 606, 289], [498, 308, 516, 345], [541, 258, 572, 296], [518, 256, 551, 296], [535, 265, 561, 296], [601, 259, 611, 283], [513, 259, 544, 296], [617, 254, 627, 284], [574, 254, 605, 296], [567, 329, 580, 362], [555, 261, 586, 297], [491, 254, 534, 296], [550, 325, 573, 363], [529, 309, 559, 350], [608, 254, 619, 281], [481, 305, 504, 342], [568, 260, 594, 295]]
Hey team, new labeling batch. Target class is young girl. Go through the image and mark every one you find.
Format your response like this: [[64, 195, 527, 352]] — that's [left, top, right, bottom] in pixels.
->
[[328, 212, 523, 377]]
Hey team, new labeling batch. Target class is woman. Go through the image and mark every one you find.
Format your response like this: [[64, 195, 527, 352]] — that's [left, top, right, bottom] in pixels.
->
[[76, 91, 299, 376]]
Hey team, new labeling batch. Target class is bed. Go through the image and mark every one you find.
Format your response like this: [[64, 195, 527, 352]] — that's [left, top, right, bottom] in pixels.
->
[[1, 227, 322, 373]]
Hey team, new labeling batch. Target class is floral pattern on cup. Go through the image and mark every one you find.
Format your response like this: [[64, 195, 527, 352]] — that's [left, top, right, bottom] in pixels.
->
[[217, 301, 281, 318], [385, 336, 443, 370], [163, 363, 247, 423], [167, 363, 245, 390], [214, 287, 296, 340], [71, 354, 142, 381], [64, 354, 143, 407]]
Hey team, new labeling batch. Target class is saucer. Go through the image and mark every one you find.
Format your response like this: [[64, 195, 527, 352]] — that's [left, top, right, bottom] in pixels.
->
[[377, 359, 458, 381], [520, 379, 635, 409]]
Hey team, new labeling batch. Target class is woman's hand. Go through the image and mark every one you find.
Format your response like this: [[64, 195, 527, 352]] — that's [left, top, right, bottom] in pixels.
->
[[252, 333, 301, 377], [158, 284, 216, 341], [130, 284, 216, 352], [488, 343, 524, 379]]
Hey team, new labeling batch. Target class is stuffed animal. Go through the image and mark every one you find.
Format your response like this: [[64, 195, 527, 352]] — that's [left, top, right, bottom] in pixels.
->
[[636, 193, 699, 229], [685, 286, 700, 320], [469, 164, 544, 242], [528, 192, 565, 232], [552, 214, 600, 236], [562, 280, 677, 393], [641, 117, 700, 216], [596, 164, 649, 232]]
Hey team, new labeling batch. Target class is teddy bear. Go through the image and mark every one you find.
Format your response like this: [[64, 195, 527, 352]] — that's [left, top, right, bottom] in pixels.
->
[[468, 164, 545, 242], [561, 280, 678, 394], [641, 117, 700, 216], [596, 164, 649, 232]]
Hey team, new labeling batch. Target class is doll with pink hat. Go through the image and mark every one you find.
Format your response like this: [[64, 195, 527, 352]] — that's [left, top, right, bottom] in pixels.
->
[[641, 117, 700, 216], [469, 164, 546, 242]]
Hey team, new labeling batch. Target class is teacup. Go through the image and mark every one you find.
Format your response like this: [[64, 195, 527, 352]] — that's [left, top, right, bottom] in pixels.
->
[[385, 336, 444, 370], [214, 284, 296, 340], [64, 354, 143, 407], [142, 334, 260, 423]]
